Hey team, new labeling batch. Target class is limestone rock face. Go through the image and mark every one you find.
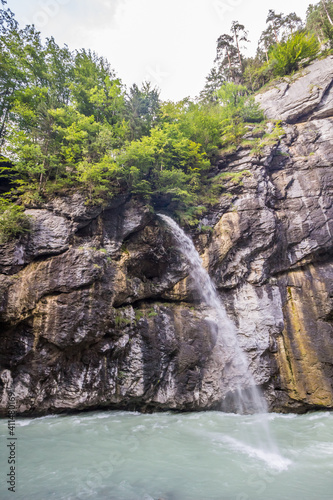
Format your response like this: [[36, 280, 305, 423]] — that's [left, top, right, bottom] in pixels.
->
[[255, 56, 333, 123], [1, 58, 333, 416]]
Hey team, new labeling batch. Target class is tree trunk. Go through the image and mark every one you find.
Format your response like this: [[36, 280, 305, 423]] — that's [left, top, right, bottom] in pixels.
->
[[226, 47, 234, 81], [233, 29, 243, 69], [322, 0, 333, 25], [0, 106, 10, 146], [273, 27, 279, 44], [226, 47, 232, 73], [39, 171, 44, 192]]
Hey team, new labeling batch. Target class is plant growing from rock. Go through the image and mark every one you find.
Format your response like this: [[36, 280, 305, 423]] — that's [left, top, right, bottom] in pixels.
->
[[0, 199, 31, 243], [268, 32, 320, 76]]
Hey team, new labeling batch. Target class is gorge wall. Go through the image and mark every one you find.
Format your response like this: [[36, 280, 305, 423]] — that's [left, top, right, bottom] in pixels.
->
[[1, 57, 333, 416]]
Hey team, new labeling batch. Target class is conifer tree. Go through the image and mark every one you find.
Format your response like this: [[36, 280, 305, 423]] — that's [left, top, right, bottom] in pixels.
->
[[266, 10, 284, 43], [230, 21, 249, 70]]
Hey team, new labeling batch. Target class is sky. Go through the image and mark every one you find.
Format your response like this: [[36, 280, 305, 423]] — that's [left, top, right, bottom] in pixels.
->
[[8, 0, 311, 101]]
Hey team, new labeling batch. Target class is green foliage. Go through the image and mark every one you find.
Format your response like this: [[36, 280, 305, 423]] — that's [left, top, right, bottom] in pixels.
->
[[203, 7, 320, 96], [268, 31, 320, 76], [125, 82, 160, 140], [306, 1, 333, 47], [200, 225, 213, 233], [160, 100, 224, 156], [211, 170, 252, 194], [135, 310, 144, 321], [118, 123, 210, 214], [250, 122, 286, 156], [0, 199, 31, 243], [147, 308, 158, 318], [162, 84, 263, 157], [243, 58, 272, 92], [114, 314, 132, 328], [0, 4, 326, 230], [216, 83, 264, 151], [71, 49, 126, 128]]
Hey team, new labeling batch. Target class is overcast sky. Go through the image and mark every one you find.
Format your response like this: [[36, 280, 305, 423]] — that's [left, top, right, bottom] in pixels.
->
[[9, 0, 310, 101]]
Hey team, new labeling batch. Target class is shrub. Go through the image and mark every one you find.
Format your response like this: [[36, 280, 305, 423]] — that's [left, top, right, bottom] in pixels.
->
[[268, 31, 320, 77], [0, 199, 31, 243]]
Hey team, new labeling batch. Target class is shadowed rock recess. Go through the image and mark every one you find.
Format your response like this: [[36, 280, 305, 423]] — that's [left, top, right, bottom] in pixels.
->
[[1, 58, 333, 416]]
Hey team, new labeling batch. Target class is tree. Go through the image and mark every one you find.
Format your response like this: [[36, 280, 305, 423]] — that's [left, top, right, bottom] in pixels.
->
[[0, 18, 28, 144], [306, 1, 333, 45], [125, 82, 160, 140], [257, 10, 304, 65], [0, 0, 17, 34], [216, 82, 262, 149], [307, 4, 326, 43], [243, 57, 271, 91], [266, 9, 284, 43], [200, 67, 226, 102], [230, 21, 250, 70], [71, 49, 125, 124], [44, 37, 74, 106], [117, 123, 210, 209], [282, 12, 303, 36], [258, 27, 276, 62], [322, 0, 333, 25], [215, 34, 239, 82]]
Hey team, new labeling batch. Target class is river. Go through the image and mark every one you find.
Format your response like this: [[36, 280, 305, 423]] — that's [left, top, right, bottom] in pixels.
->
[[1, 410, 332, 499]]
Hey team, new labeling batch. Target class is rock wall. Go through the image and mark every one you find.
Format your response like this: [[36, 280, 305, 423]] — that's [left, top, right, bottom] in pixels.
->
[[1, 57, 333, 416]]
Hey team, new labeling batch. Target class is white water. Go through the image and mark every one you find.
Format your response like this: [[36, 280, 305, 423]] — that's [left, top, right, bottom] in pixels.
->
[[158, 214, 265, 414]]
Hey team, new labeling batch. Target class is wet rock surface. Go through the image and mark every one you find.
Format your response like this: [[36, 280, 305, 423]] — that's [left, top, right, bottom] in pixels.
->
[[1, 59, 333, 415]]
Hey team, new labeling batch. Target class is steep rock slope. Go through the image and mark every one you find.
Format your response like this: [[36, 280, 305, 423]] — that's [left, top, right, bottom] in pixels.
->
[[1, 57, 333, 415]]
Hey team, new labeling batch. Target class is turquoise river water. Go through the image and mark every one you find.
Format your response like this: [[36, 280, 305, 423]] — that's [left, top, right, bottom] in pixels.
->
[[0, 410, 332, 500]]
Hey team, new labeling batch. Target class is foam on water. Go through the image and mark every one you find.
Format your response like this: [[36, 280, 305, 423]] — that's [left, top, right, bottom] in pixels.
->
[[219, 435, 292, 471], [16, 414, 59, 427], [308, 411, 331, 420]]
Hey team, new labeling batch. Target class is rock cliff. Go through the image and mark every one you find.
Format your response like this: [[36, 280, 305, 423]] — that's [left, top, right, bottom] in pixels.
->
[[1, 57, 333, 416]]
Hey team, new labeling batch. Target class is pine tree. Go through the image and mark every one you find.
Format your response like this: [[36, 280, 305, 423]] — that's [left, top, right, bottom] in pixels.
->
[[215, 33, 240, 82], [322, 0, 333, 25], [230, 21, 250, 70], [125, 82, 160, 140], [266, 10, 284, 43]]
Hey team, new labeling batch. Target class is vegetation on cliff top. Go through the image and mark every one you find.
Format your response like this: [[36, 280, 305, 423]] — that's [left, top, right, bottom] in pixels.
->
[[0, 0, 332, 238]]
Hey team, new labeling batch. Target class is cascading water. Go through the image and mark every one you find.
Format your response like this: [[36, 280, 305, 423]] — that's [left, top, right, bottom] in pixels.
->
[[159, 213, 265, 414], [158, 214, 288, 467]]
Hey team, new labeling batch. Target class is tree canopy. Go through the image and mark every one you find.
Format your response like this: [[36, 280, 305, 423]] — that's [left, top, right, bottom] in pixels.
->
[[0, 0, 330, 238]]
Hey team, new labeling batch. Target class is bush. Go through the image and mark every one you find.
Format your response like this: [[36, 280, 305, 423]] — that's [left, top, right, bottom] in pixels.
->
[[268, 31, 320, 77], [0, 199, 31, 243]]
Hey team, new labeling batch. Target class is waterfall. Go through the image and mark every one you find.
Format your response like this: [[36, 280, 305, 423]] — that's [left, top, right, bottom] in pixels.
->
[[158, 214, 266, 414]]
